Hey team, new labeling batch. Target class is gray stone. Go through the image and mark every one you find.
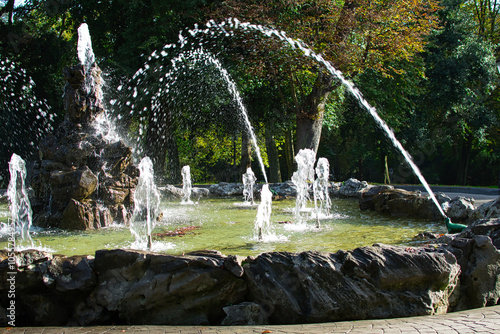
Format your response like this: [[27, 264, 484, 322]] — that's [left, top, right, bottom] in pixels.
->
[[470, 197, 500, 222], [0, 250, 95, 326], [269, 181, 297, 198], [244, 245, 460, 324], [160, 184, 184, 199], [445, 233, 500, 310], [359, 188, 446, 219], [446, 196, 475, 224], [209, 183, 244, 196], [222, 302, 269, 325], [90, 249, 247, 325], [338, 178, 370, 198], [192, 187, 210, 200], [61, 199, 96, 230]]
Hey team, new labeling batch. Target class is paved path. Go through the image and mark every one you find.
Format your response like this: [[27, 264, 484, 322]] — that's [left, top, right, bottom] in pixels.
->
[[3, 305, 500, 334]]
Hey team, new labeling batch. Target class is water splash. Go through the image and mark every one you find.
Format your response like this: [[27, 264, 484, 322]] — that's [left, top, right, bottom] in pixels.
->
[[130, 157, 161, 250], [0, 59, 54, 185], [312, 157, 332, 226], [242, 167, 257, 205], [254, 184, 273, 240], [77, 23, 122, 145], [219, 18, 446, 218], [181, 165, 193, 204], [118, 47, 269, 183], [291, 149, 316, 223], [77, 23, 95, 66], [7, 154, 34, 249], [116, 18, 446, 218]]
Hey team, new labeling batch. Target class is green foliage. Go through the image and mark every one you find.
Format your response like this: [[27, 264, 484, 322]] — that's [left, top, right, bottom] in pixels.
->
[[1, 0, 498, 186]]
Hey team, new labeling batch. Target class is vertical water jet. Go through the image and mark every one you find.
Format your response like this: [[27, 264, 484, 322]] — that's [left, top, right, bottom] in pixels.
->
[[7, 153, 34, 249], [130, 157, 160, 250]]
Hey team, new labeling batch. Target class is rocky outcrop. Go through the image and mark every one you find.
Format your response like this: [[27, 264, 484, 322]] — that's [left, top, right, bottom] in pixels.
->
[[0, 244, 462, 327], [0, 249, 247, 326], [470, 197, 500, 222], [438, 218, 500, 310], [160, 185, 210, 201], [244, 245, 459, 324], [359, 187, 478, 222], [208, 182, 244, 197], [29, 64, 139, 230], [0, 250, 96, 326], [446, 196, 476, 223], [359, 188, 445, 219]]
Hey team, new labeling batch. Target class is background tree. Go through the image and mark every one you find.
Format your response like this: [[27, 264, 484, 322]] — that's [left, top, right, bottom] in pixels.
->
[[423, 0, 497, 185], [207, 0, 441, 155]]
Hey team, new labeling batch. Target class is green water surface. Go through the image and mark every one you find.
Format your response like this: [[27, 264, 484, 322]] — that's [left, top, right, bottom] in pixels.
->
[[0, 198, 446, 257]]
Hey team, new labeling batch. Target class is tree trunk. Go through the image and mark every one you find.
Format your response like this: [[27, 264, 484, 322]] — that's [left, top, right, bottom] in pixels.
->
[[284, 127, 295, 180], [456, 137, 473, 186], [240, 132, 252, 176], [384, 155, 391, 184], [358, 157, 364, 180], [265, 122, 281, 183], [295, 71, 336, 155]]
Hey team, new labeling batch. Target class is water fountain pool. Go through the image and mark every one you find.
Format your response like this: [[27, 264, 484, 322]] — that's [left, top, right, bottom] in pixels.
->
[[0, 196, 444, 257], [0, 19, 450, 259]]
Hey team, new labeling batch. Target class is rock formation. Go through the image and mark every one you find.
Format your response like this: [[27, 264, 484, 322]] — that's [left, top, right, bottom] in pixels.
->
[[0, 243, 464, 326], [29, 63, 138, 230]]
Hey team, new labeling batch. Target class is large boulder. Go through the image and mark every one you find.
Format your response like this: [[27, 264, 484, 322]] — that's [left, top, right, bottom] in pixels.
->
[[0, 250, 95, 326], [469, 197, 500, 222], [446, 196, 475, 224], [359, 188, 445, 219], [85, 249, 247, 325], [442, 218, 500, 310], [209, 183, 244, 197], [244, 245, 460, 324], [338, 178, 371, 198]]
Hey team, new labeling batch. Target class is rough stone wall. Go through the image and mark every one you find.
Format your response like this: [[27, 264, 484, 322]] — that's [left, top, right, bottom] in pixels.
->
[[0, 243, 464, 327]]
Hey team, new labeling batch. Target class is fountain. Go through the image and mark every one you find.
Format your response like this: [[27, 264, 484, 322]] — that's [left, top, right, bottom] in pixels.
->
[[1, 19, 496, 328], [242, 167, 257, 205], [254, 184, 273, 241], [6, 154, 34, 249], [0, 59, 54, 187], [181, 165, 194, 204], [291, 149, 316, 224], [2, 18, 449, 253], [313, 157, 332, 226], [190, 18, 447, 219], [0, 20, 454, 255], [119, 48, 269, 185], [28, 24, 139, 230], [130, 157, 160, 250]]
